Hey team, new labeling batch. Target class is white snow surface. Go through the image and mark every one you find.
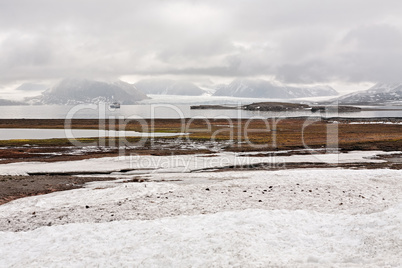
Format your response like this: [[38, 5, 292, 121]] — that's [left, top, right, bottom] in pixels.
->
[[1, 205, 401, 267], [0, 152, 401, 267], [0, 150, 393, 176], [0, 168, 401, 267]]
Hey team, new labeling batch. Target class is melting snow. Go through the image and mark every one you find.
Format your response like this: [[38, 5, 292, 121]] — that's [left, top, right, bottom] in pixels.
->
[[0, 150, 394, 176], [0, 152, 401, 267], [0, 167, 402, 267]]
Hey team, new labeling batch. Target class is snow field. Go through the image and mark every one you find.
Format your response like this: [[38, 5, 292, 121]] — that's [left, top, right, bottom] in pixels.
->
[[0, 205, 401, 267], [0, 169, 401, 232], [0, 153, 400, 267]]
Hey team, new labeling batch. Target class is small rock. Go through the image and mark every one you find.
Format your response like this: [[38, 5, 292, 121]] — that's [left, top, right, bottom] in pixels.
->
[[205, 188, 210, 191], [85, 205, 90, 209]]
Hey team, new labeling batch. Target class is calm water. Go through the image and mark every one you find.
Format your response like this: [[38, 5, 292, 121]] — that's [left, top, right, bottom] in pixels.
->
[[0, 128, 185, 140], [0, 104, 401, 119]]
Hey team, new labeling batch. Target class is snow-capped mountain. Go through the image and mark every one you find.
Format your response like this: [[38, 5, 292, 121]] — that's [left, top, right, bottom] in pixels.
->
[[214, 79, 284, 98], [27, 78, 148, 105], [213, 79, 338, 98], [134, 79, 205, 96], [335, 83, 402, 104], [289, 85, 338, 98]]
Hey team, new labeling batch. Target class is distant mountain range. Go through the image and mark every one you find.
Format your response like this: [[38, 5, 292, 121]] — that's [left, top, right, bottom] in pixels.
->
[[1, 79, 401, 106], [213, 79, 338, 98], [134, 79, 205, 96], [334, 83, 402, 105], [26, 78, 148, 105]]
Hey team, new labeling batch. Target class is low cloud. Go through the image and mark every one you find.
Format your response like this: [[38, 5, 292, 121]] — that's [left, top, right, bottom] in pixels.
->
[[1, 0, 402, 88]]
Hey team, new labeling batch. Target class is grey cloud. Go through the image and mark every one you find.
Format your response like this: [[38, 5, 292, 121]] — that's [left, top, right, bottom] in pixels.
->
[[343, 24, 402, 50], [1, 0, 402, 87], [0, 34, 52, 68], [276, 23, 402, 83]]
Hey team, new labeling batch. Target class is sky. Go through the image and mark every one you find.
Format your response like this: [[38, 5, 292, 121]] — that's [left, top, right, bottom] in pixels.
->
[[1, 0, 402, 98]]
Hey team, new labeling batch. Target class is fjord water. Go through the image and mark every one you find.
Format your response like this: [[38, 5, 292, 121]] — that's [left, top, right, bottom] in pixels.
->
[[0, 128, 184, 140], [0, 104, 401, 119]]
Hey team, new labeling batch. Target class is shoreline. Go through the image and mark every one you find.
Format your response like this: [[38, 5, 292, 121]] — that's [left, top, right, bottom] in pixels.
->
[[0, 117, 400, 205]]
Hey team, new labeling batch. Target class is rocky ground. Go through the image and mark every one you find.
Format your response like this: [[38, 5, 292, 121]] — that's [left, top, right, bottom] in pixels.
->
[[0, 175, 115, 205]]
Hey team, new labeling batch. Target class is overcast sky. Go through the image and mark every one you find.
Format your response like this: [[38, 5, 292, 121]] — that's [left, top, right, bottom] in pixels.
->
[[1, 0, 402, 95]]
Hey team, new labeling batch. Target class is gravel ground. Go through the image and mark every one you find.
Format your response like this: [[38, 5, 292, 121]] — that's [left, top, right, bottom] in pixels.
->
[[0, 175, 114, 205]]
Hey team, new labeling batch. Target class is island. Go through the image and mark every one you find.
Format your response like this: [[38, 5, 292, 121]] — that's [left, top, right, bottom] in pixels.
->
[[191, 102, 362, 113]]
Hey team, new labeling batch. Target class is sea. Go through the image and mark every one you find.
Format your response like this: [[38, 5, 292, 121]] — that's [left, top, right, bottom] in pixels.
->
[[0, 104, 401, 119]]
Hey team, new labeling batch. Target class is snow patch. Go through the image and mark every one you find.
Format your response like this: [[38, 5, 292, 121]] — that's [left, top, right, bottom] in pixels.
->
[[0, 150, 392, 176], [0, 205, 401, 267]]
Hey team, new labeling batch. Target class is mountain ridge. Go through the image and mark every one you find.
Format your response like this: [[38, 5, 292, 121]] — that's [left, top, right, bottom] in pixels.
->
[[26, 78, 149, 105], [134, 79, 205, 96], [213, 79, 338, 98], [334, 83, 402, 104]]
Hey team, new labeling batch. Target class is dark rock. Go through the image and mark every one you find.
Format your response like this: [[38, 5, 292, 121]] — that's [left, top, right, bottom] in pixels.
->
[[191, 105, 237, 110], [311, 105, 361, 113], [243, 102, 310, 112]]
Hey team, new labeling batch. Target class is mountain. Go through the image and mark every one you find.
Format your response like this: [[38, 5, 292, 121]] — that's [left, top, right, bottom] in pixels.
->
[[27, 78, 148, 105], [134, 79, 205, 96], [287, 85, 338, 98], [335, 83, 402, 104], [213, 79, 338, 98]]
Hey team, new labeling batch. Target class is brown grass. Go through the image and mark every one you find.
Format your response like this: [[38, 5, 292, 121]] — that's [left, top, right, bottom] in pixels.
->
[[0, 118, 401, 151]]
